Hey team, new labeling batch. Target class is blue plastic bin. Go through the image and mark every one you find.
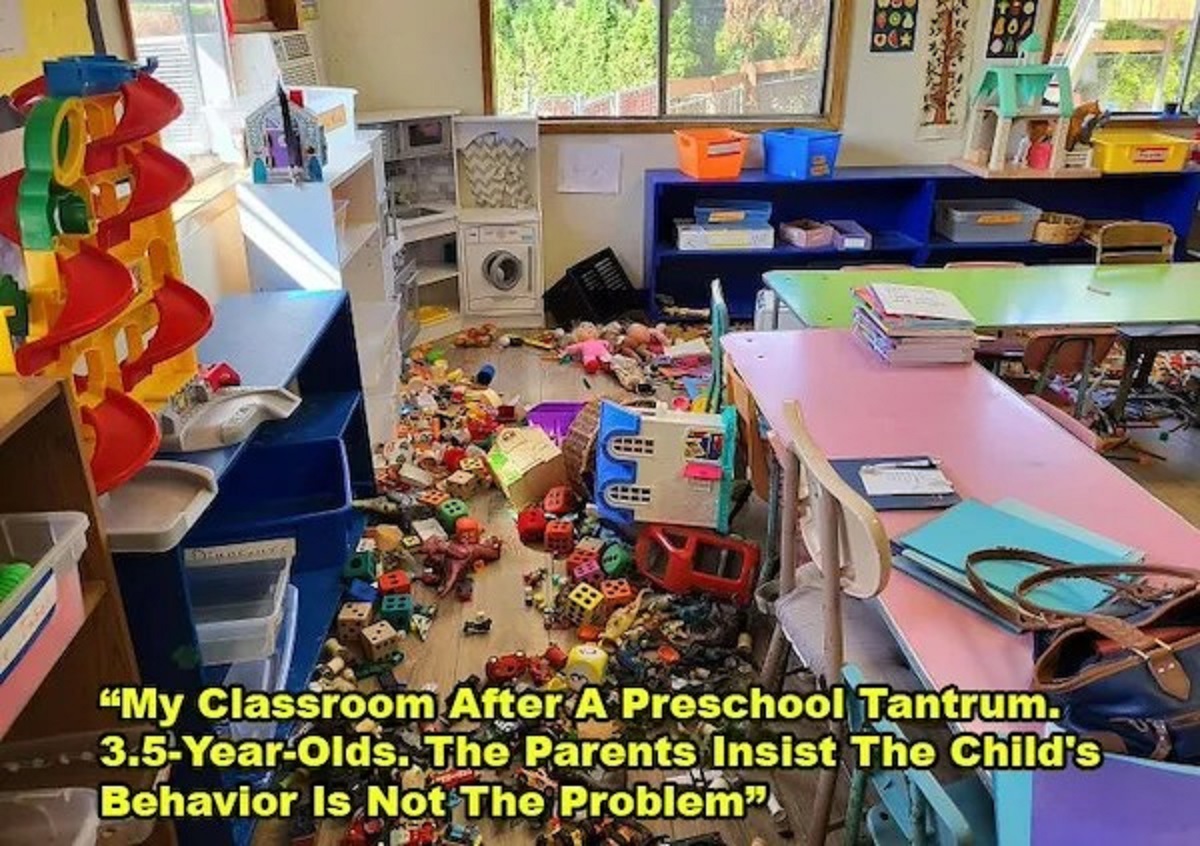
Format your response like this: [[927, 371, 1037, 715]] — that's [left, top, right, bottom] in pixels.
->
[[187, 440, 355, 573], [694, 199, 774, 226], [763, 128, 842, 180]]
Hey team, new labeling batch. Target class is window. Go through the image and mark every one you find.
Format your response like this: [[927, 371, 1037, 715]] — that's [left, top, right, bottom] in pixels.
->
[[126, 0, 234, 169], [484, 0, 847, 125], [1050, 0, 1200, 112], [609, 435, 656, 457], [605, 484, 653, 506]]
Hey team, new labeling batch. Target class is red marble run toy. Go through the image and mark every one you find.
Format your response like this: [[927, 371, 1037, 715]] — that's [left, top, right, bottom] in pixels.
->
[[635, 525, 759, 606], [0, 56, 212, 493]]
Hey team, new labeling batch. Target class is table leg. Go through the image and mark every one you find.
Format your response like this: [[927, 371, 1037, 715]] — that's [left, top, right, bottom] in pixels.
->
[[1133, 343, 1158, 389], [760, 442, 799, 691], [771, 289, 781, 330], [1112, 348, 1144, 423], [761, 447, 781, 587]]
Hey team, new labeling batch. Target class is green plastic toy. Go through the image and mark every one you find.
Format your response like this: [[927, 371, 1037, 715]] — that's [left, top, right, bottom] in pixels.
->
[[602, 543, 633, 578], [0, 276, 29, 337], [437, 498, 470, 533], [343, 549, 376, 582]]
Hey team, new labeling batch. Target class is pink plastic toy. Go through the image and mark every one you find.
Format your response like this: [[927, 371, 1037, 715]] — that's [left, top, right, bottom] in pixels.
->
[[563, 323, 613, 375]]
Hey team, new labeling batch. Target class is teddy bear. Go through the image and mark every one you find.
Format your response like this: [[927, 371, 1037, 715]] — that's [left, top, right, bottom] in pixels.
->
[[618, 322, 670, 362]]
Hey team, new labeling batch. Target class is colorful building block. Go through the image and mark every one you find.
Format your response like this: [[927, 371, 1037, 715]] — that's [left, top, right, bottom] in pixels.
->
[[444, 470, 479, 500], [346, 579, 378, 604], [419, 490, 451, 508], [545, 521, 575, 555], [543, 485, 576, 516], [517, 507, 548, 544], [343, 549, 376, 582], [576, 537, 606, 556], [437, 499, 470, 532], [460, 456, 490, 484], [602, 543, 634, 577], [378, 570, 412, 596], [573, 559, 602, 585], [565, 582, 604, 626], [337, 602, 374, 644], [373, 525, 404, 552], [402, 535, 422, 552], [380, 594, 414, 629], [600, 579, 636, 612], [564, 644, 609, 684], [361, 620, 403, 662]]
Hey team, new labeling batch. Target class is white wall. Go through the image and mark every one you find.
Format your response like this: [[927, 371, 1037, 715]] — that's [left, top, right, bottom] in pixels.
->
[[323, 0, 1051, 286]]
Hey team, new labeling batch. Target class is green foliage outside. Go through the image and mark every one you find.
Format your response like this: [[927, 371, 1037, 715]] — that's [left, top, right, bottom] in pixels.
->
[[1054, 0, 1198, 111], [491, 0, 828, 113]]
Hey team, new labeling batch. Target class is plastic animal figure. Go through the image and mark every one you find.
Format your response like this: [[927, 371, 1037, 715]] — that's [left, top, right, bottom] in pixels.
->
[[422, 535, 502, 597]]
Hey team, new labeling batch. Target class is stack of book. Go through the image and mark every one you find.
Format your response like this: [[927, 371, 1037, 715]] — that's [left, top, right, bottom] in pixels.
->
[[852, 283, 978, 365], [893, 499, 1144, 631]]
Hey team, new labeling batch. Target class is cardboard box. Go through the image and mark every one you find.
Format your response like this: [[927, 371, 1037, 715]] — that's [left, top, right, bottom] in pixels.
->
[[487, 426, 569, 507]]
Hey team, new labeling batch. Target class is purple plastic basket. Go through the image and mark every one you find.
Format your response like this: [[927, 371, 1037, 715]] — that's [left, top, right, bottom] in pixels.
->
[[527, 402, 586, 445]]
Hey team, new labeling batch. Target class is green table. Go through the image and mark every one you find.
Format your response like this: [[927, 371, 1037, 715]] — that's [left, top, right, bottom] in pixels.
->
[[764, 264, 1200, 329]]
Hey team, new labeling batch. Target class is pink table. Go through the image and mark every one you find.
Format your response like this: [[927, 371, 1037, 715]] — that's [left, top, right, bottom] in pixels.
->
[[723, 330, 1200, 734]]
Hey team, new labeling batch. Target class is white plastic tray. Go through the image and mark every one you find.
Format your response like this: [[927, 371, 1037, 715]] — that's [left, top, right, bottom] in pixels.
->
[[101, 462, 218, 553], [223, 583, 298, 740], [0, 787, 98, 846]]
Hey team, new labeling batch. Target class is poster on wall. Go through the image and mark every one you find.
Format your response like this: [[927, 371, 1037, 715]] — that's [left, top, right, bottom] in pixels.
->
[[871, 0, 919, 53], [0, 0, 27, 58], [916, 0, 974, 140], [987, 0, 1039, 58]]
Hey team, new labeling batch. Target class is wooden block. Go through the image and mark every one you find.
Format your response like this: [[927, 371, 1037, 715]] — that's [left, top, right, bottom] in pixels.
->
[[337, 601, 374, 643], [361, 620, 403, 662]]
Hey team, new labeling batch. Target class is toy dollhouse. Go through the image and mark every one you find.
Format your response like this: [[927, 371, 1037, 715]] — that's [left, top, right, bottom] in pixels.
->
[[245, 90, 328, 184], [957, 36, 1098, 179]]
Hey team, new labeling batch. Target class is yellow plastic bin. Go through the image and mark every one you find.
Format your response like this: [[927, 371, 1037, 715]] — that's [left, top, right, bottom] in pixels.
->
[[1092, 130, 1191, 174]]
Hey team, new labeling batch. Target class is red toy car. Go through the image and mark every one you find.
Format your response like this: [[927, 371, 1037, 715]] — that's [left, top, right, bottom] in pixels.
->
[[427, 768, 478, 790], [527, 656, 555, 686], [485, 651, 529, 683]]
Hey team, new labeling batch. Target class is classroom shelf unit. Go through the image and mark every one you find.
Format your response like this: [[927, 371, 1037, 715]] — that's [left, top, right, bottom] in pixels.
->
[[644, 165, 1200, 320], [111, 292, 373, 846]]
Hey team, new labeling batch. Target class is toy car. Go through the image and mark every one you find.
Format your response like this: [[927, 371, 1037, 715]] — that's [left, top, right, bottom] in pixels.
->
[[427, 768, 478, 790], [527, 656, 555, 686], [443, 824, 482, 846], [485, 651, 529, 683], [515, 766, 558, 796], [463, 613, 492, 635]]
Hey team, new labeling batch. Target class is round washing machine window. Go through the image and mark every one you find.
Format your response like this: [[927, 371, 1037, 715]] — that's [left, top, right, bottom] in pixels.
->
[[483, 250, 524, 291]]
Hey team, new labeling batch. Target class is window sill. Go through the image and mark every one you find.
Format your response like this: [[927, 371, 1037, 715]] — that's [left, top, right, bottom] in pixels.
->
[[537, 116, 839, 134], [173, 164, 243, 234]]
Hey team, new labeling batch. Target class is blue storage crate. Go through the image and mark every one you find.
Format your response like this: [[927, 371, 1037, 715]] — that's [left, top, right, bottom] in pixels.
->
[[694, 199, 773, 226], [763, 128, 842, 180], [188, 440, 355, 574]]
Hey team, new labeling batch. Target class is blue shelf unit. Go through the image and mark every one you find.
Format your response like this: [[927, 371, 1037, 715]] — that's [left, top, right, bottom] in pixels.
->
[[111, 292, 375, 846], [644, 165, 1200, 320]]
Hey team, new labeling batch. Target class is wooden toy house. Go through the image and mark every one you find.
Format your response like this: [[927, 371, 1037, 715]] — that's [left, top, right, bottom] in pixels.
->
[[957, 36, 1098, 179], [245, 91, 328, 184]]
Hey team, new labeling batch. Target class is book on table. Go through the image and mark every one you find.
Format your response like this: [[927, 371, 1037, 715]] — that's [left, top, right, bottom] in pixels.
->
[[893, 499, 1143, 629], [852, 283, 979, 365]]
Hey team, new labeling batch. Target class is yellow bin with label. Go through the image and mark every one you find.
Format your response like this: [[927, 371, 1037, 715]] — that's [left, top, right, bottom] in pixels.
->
[[1092, 130, 1192, 174]]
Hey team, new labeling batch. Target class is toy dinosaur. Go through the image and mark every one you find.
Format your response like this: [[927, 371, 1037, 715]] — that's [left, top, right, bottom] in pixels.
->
[[421, 535, 502, 597]]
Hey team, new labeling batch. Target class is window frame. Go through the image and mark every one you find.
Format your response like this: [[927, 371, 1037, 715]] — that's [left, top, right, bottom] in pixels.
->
[[1045, 0, 1200, 114], [479, 0, 853, 133]]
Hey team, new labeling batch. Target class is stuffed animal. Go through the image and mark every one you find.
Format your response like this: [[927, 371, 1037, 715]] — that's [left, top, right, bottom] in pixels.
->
[[563, 322, 613, 374], [618, 322, 670, 361]]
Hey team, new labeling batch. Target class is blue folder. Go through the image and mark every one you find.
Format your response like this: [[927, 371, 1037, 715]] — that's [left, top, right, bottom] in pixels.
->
[[832, 456, 961, 511], [896, 499, 1143, 615]]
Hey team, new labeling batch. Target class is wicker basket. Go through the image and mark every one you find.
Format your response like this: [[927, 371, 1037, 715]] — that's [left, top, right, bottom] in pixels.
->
[[1034, 213, 1085, 245]]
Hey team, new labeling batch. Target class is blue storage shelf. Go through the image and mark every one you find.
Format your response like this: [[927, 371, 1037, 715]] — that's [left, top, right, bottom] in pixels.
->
[[644, 166, 1200, 320], [112, 292, 375, 846]]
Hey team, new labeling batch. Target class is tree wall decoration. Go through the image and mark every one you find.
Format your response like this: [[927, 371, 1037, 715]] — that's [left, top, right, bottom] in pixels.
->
[[918, 0, 973, 139]]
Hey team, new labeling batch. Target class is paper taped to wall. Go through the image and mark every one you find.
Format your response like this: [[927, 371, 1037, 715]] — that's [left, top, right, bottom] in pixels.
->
[[0, 0, 26, 57], [558, 142, 621, 194]]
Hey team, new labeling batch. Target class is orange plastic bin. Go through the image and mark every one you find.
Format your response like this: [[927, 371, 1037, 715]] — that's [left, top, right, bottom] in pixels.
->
[[675, 129, 748, 180]]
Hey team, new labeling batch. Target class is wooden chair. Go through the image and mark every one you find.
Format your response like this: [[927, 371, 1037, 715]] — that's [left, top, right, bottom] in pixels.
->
[[843, 665, 998, 846], [761, 400, 915, 844], [1018, 328, 1119, 419], [946, 261, 1027, 370], [1094, 221, 1176, 265]]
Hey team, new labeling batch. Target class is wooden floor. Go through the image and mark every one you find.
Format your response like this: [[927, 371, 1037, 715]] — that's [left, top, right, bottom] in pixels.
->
[[261, 340, 1200, 846]]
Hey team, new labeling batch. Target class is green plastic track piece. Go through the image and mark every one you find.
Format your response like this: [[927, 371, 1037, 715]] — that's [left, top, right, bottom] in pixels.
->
[[18, 97, 89, 250], [0, 276, 28, 337]]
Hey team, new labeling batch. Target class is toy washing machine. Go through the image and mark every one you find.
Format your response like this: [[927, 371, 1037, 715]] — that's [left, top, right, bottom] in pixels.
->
[[459, 222, 542, 318]]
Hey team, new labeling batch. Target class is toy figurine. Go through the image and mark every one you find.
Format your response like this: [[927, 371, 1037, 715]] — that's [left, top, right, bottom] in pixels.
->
[[422, 535, 502, 597], [618, 322, 669, 361], [562, 322, 613, 375]]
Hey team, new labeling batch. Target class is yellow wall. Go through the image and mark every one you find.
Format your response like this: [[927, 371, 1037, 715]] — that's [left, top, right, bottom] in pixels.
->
[[0, 0, 93, 93]]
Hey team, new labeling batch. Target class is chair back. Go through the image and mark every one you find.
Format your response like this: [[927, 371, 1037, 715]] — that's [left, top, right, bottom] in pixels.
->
[[1095, 221, 1176, 265], [706, 279, 730, 412], [844, 665, 998, 846], [782, 400, 891, 602], [1023, 328, 1118, 376], [944, 261, 1025, 268]]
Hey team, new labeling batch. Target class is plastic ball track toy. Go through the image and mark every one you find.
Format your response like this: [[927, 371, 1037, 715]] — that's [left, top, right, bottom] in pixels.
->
[[0, 55, 213, 493]]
